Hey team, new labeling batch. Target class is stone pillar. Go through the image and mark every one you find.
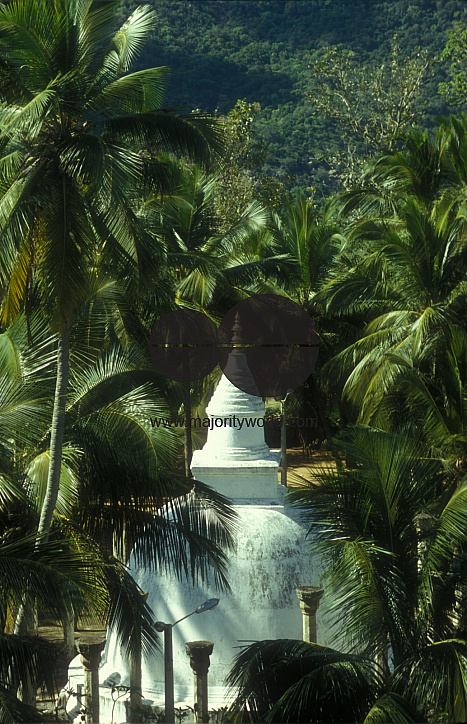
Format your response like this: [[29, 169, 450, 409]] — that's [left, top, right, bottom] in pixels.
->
[[77, 639, 106, 724], [185, 641, 214, 723], [129, 591, 148, 723], [296, 586, 323, 643]]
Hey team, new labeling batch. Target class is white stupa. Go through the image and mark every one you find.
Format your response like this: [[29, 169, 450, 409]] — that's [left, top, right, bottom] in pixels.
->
[[82, 327, 324, 720]]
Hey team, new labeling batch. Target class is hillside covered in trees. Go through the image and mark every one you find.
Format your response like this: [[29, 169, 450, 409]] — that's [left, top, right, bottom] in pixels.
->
[[123, 0, 467, 195]]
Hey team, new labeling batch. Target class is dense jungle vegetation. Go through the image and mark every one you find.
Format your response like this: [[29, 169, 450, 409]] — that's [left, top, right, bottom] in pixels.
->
[[122, 0, 467, 196], [0, 1, 466, 722]]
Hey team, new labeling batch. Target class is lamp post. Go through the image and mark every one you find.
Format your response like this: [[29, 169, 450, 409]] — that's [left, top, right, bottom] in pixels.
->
[[276, 390, 293, 487], [155, 598, 219, 724]]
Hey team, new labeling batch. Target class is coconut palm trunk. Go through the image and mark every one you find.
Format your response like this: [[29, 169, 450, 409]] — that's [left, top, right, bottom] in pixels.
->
[[37, 324, 70, 540], [12, 325, 71, 651], [14, 325, 70, 657]]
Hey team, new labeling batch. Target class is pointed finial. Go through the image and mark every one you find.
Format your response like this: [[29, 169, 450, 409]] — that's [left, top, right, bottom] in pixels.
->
[[232, 312, 243, 346]]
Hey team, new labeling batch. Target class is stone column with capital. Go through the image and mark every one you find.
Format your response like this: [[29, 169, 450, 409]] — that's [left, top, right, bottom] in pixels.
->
[[296, 586, 324, 643], [185, 640, 214, 723], [77, 639, 106, 724]]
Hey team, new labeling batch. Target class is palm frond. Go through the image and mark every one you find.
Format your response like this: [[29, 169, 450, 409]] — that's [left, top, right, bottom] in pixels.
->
[[227, 639, 378, 724], [36, 176, 94, 329], [26, 446, 80, 517], [95, 66, 171, 115], [0, 635, 56, 703], [363, 692, 419, 723], [103, 561, 160, 660], [0, 680, 48, 723], [0, 531, 108, 629], [0, 85, 58, 139], [110, 4, 157, 73], [0, 1, 56, 87], [100, 110, 223, 166], [0, 373, 51, 449], [391, 640, 467, 723]]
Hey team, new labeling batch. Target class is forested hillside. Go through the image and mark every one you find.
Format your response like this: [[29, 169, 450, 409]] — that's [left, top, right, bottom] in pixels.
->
[[123, 0, 466, 195]]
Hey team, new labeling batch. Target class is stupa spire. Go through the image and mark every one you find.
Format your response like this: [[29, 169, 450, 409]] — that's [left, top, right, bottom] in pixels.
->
[[220, 312, 261, 400], [231, 312, 243, 346]]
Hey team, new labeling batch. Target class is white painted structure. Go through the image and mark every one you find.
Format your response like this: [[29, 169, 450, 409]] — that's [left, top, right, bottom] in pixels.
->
[[69, 343, 323, 721]]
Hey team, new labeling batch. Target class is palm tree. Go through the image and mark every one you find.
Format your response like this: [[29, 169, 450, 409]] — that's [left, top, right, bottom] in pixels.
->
[[137, 160, 288, 310], [334, 125, 452, 222], [227, 426, 467, 723], [0, 0, 222, 548], [321, 193, 467, 453], [262, 191, 346, 459], [267, 191, 344, 310], [0, 308, 237, 715]]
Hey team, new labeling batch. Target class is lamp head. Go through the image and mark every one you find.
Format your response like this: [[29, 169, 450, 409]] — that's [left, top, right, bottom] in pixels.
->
[[195, 598, 219, 614], [155, 621, 168, 632]]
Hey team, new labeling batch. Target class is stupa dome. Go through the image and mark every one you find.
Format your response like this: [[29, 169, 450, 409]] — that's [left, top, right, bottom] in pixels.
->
[[101, 503, 317, 706]]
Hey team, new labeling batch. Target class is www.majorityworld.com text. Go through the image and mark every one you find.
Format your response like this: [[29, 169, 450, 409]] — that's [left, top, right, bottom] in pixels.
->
[[149, 416, 318, 430]]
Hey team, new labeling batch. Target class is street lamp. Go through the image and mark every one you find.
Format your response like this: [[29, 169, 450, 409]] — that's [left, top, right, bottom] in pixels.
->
[[155, 598, 219, 724], [275, 389, 293, 487]]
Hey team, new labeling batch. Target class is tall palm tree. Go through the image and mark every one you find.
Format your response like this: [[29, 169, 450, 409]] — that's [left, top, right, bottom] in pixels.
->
[[264, 191, 346, 458], [0, 0, 222, 547], [227, 426, 467, 723], [268, 191, 344, 310], [321, 193, 467, 453], [137, 160, 287, 310], [0, 308, 237, 715]]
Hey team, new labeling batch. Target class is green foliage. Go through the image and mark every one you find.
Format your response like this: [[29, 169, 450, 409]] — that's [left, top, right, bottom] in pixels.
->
[[227, 638, 380, 723], [122, 0, 467, 195], [138, 158, 298, 317], [214, 100, 262, 228], [213, 100, 292, 229], [307, 37, 433, 187], [440, 23, 467, 105]]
